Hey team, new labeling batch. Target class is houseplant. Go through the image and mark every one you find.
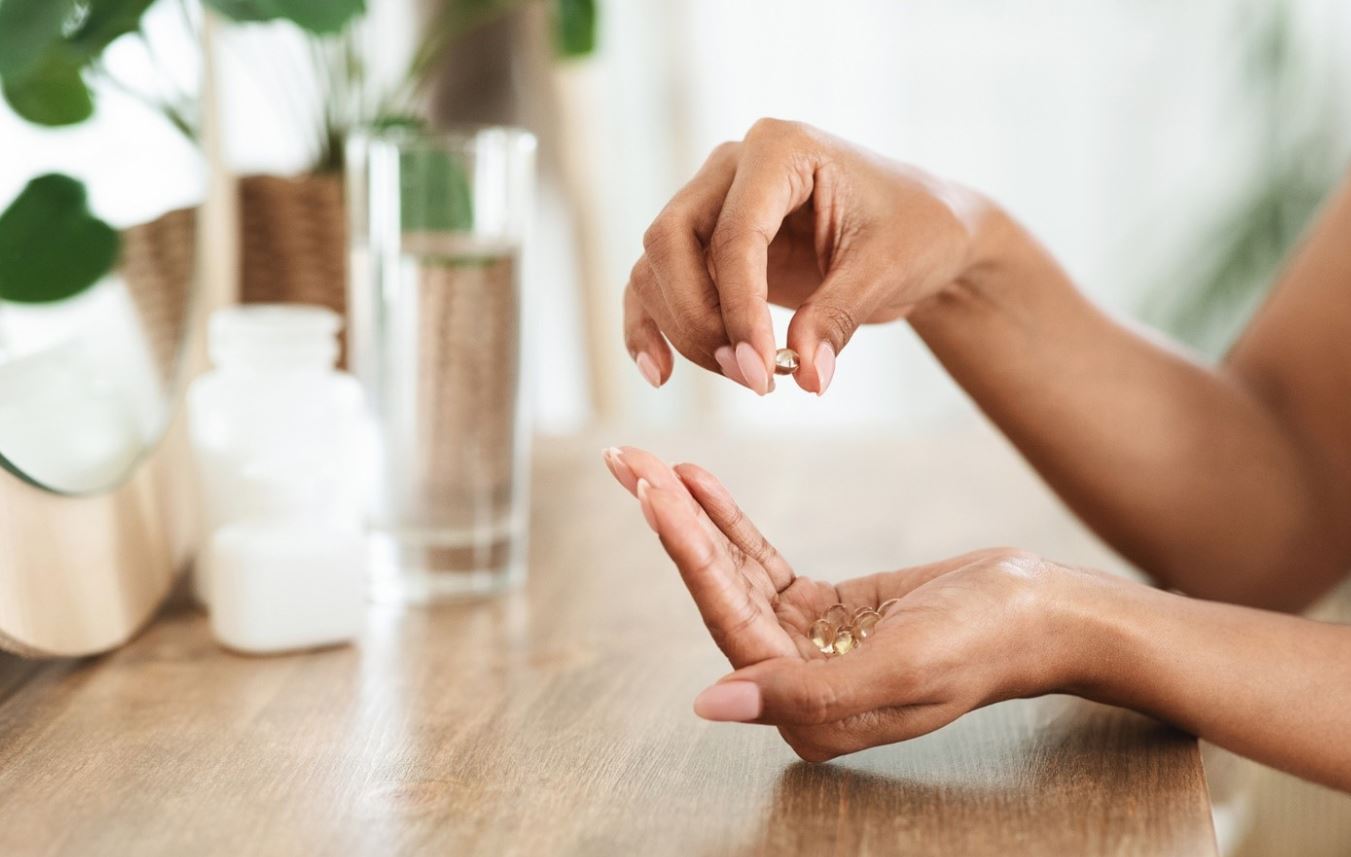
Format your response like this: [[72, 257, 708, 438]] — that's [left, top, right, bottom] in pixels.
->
[[224, 0, 598, 356], [0, 0, 364, 313]]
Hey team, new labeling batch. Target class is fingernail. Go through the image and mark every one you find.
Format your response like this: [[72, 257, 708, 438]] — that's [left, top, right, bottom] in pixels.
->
[[636, 478, 658, 532], [602, 447, 636, 487], [734, 342, 770, 396], [693, 681, 762, 722], [814, 341, 836, 396], [635, 352, 662, 388], [714, 345, 748, 387]]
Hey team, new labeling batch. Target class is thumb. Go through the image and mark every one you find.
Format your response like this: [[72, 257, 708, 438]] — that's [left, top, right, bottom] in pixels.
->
[[694, 646, 906, 725], [785, 265, 880, 395]]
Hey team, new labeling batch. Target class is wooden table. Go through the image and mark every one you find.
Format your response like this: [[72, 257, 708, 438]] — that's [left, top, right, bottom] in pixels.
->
[[0, 426, 1217, 855]]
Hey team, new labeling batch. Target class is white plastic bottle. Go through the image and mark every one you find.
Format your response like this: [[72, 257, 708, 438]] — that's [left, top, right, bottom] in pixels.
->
[[187, 305, 369, 653]]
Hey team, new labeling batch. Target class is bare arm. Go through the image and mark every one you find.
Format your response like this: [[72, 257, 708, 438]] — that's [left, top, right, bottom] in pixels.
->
[[606, 447, 1351, 792], [910, 175, 1351, 609], [626, 118, 1351, 609], [1073, 570, 1351, 789]]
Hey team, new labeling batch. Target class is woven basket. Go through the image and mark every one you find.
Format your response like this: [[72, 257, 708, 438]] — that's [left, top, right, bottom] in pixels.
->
[[119, 206, 198, 388], [237, 173, 348, 363]]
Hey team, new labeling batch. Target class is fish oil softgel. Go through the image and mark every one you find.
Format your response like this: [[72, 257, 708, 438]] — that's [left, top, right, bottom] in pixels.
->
[[812, 602, 889, 656], [774, 348, 799, 375], [809, 619, 836, 654]]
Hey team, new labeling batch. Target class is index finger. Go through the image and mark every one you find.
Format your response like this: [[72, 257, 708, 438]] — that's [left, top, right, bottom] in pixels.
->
[[640, 144, 744, 382], [707, 119, 821, 392]]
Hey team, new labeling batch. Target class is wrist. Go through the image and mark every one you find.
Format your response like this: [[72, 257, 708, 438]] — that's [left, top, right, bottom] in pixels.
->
[[1047, 567, 1163, 702], [907, 198, 1055, 331]]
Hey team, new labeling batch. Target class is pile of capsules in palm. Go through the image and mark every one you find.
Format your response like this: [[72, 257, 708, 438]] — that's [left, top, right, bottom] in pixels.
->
[[810, 599, 899, 656]]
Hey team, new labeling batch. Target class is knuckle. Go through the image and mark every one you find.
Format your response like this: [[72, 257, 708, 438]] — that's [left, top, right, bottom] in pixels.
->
[[709, 140, 739, 162], [627, 258, 649, 284], [642, 219, 677, 257], [753, 533, 781, 566], [811, 300, 859, 346], [746, 116, 795, 143], [709, 218, 770, 261], [982, 548, 1046, 581], [629, 267, 657, 302], [779, 727, 840, 763], [797, 679, 840, 724]]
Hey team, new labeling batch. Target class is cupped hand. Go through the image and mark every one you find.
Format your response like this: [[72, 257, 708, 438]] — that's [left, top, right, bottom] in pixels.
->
[[624, 119, 994, 395], [604, 446, 1090, 762]]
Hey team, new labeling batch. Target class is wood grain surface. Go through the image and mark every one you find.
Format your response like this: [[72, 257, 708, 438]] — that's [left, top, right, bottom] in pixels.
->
[[0, 425, 1217, 856]]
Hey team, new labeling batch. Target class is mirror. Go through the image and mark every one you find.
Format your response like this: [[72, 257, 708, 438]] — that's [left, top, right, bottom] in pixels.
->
[[0, 1, 202, 494]]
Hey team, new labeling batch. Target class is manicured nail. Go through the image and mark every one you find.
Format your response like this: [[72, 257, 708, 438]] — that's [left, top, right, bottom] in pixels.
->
[[734, 342, 770, 395], [714, 345, 748, 387], [602, 447, 636, 488], [636, 478, 658, 532], [693, 681, 762, 722], [814, 341, 836, 396], [635, 352, 662, 388]]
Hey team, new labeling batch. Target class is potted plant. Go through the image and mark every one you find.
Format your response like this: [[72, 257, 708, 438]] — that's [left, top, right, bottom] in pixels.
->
[[0, 0, 363, 349], [0, 0, 597, 364], [218, 0, 597, 357]]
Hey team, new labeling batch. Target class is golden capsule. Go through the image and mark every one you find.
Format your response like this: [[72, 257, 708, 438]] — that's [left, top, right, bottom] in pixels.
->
[[773, 348, 799, 375], [809, 619, 836, 654], [854, 610, 881, 639], [832, 628, 856, 655], [823, 604, 850, 628], [878, 598, 901, 616]]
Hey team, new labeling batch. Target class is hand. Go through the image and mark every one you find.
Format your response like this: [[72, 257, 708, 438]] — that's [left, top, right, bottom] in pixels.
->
[[603, 445, 1094, 762], [624, 118, 996, 395]]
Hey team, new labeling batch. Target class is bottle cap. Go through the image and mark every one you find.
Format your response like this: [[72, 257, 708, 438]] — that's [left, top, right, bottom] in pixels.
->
[[208, 305, 341, 370]]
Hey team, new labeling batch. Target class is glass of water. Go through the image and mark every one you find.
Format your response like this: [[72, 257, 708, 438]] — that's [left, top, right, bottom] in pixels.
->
[[347, 126, 536, 603]]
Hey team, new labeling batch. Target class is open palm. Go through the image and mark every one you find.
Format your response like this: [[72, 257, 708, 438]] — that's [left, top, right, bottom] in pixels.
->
[[604, 446, 838, 666], [603, 445, 1062, 762]]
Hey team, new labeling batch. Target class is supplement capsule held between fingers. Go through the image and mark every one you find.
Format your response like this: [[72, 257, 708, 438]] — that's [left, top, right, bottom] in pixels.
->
[[774, 348, 799, 375]]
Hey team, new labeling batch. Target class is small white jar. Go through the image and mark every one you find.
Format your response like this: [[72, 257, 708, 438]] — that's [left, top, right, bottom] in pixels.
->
[[205, 469, 366, 653], [187, 305, 370, 653]]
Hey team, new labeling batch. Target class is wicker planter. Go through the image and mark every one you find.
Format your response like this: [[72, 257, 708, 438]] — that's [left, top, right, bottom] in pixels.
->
[[237, 173, 348, 362], [120, 206, 198, 388]]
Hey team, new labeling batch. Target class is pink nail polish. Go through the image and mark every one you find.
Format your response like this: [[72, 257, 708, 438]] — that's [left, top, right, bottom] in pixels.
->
[[734, 342, 770, 395], [714, 345, 748, 386], [814, 341, 836, 396], [602, 447, 636, 488], [635, 353, 662, 388], [693, 681, 762, 722], [636, 478, 658, 532]]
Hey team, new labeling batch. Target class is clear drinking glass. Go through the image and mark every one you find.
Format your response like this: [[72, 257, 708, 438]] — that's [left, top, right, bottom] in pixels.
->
[[347, 127, 536, 602]]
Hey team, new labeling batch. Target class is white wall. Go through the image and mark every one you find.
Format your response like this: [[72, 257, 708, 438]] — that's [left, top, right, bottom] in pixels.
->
[[5, 0, 1350, 437], [560, 0, 1351, 434]]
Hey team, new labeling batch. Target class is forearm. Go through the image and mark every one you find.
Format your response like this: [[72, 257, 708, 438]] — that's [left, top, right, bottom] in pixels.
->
[[909, 207, 1345, 608], [1062, 570, 1351, 791]]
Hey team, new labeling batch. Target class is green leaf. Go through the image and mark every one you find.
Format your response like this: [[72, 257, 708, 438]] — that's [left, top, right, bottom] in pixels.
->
[[370, 113, 426, 132], [1, 49, 94, 125], [202, 0, 273, 22], [0, 0, 78, 78], [400, 148, 473, 232], [262, 0, 364, 34], [0, 173, 120, 303], [209, 0, 365, 34], [69, 0, 158, 56], [554, 0, 596, 57]]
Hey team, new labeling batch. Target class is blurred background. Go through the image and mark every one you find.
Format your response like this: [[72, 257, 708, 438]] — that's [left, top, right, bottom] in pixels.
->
[[4, 0, 1349, 443], [3, 1, 1351, 852]]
